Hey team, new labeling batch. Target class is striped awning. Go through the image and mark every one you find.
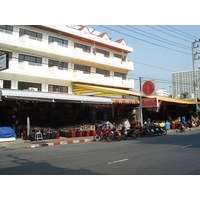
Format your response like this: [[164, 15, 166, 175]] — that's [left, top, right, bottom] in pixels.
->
[[112, 98, 140, 104]]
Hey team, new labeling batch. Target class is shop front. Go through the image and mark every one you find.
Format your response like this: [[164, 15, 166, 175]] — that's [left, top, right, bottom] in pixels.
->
[[0, 89, 113, 138], [141, 96, 200, 129]]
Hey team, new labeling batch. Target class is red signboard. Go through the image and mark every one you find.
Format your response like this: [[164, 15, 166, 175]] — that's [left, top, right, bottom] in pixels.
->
[[142, 80, 155, 96], [142, 98, 158, 107]]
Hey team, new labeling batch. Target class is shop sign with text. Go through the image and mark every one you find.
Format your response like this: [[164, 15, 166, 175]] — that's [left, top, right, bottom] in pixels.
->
[[142, 98, 158, 107]]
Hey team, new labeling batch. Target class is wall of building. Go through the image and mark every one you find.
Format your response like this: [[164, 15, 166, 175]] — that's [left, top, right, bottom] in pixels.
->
[[0, 25, 134, 94]]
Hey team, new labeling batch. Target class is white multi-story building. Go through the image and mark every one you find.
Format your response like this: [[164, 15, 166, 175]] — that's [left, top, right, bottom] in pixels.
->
[[156, 88, 170, 97], [0, 25, 134, 98], [172, 68, 200, 99]]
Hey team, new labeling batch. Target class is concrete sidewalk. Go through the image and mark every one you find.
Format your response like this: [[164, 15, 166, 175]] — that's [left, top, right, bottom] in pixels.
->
[[0, 136, 94, 149], [0, 127, 198, 149]]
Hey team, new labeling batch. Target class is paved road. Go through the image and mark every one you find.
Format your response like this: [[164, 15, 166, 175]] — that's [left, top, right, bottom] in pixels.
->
[[0, 129, 200, 175]]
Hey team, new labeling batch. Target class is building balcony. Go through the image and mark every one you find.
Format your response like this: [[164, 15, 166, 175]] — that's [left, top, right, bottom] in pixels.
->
[[73, 47, 134, 71], [18, 61, 48, 75], [0, 29, 19, 47], [19, 35, 48, 50], [0, 29, 134, 72], [48, 42, 73, 55], [2, 60, 134, 88], [73, 70, 134, 88]]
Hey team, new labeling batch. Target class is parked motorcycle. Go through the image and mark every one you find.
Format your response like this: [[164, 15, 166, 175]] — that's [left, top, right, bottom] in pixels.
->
[[176, 122, 186, 132], [121, 128, 138, 140], [134, 126, 154, 137], [152, 122, 167, 136], [93, 124, 114, 142], [110, 129, 122, 141]]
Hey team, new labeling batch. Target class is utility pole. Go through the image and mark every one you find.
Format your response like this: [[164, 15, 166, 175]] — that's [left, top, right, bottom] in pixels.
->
[[192, 42, 197, 104], [192, 39, 200, 114], [139, 77, 143, 127]]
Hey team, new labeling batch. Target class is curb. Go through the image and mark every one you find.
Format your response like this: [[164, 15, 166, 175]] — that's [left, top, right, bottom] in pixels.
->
[[24, 138, 93, 149]]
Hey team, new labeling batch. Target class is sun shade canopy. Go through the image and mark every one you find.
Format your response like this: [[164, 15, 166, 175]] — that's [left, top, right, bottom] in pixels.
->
[[0, 89, 113, 104]]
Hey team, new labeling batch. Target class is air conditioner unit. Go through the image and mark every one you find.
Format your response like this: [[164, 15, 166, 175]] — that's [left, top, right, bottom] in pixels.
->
[[28, 87, 38, 91]]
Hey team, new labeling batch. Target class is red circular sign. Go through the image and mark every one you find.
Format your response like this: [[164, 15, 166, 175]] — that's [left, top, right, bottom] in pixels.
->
[[142, 81, 155, 96]]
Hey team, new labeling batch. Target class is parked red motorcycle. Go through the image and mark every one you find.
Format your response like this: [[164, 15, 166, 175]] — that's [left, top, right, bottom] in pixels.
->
[[111, 129, 122, 141], [134, 126, 154, 137], [93, 124, 114, 142]]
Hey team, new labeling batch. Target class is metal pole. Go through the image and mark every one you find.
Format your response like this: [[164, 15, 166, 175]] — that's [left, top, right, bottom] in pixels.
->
[[192, 42, 197, 102], [192, 42, 198, 115], [139, 77, 143, 127]]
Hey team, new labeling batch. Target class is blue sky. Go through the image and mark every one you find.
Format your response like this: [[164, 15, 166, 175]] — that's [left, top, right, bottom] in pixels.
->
[[89, 25, 200, 93]]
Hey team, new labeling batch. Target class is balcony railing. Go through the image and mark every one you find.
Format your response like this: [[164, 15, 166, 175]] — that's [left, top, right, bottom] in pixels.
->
[[0, 29, 134, 71]]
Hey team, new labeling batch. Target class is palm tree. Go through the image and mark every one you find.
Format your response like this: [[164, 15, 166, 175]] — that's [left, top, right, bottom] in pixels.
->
[[179, 91, 191, 99]]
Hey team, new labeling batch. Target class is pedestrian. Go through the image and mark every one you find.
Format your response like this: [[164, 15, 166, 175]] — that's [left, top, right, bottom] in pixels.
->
[[182, 115, 187, 129], [182, 115, 186, 123]]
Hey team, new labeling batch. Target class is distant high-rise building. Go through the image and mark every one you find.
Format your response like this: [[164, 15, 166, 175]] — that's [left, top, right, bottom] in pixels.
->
[[172, 67, 200, 99]]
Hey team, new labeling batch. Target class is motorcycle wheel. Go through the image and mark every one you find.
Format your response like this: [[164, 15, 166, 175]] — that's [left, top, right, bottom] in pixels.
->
[[94, 135, 101, 142], [162, 129, 167, 135], [106, 133, 113, 142], [132, 133, 137, 139], [117, 135, 122, 141], [122, 134, 127, 140]]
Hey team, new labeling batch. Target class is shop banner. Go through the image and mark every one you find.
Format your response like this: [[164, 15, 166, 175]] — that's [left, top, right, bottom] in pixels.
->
[[142, 98, 158, 107]]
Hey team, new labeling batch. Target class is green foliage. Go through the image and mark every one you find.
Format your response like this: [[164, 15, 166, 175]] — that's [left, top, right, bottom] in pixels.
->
[[179, 91, 191, 99]]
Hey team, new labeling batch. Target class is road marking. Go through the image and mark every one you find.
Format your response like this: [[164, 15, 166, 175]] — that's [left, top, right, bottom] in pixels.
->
[[108, 158, 129, 165], [182, 145, 192, 148]]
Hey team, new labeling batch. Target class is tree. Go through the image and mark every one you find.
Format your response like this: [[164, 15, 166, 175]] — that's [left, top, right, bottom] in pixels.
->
[[179, 91, 191, 99]]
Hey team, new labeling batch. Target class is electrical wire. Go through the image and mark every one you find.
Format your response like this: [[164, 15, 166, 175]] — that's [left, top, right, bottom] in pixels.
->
[[99, 25, 191, 56], [146, 25, 192, 43], [126, 25, 191, 50], [164, 25, 198, 40], [134, 61, 175, 72]]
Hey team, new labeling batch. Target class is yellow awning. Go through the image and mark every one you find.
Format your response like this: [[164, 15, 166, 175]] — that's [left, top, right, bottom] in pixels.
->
[[72, 83, 199, 105], [149, 95, 199, 105], [72, 83, 140, 97]]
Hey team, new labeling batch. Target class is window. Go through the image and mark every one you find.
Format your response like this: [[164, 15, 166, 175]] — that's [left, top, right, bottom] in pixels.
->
[[114, 72, 126, 80], [114, 53, 126, 61], [0, 25, 13, 34], [19, 54, 42, 66], [0, 50, 12, 60], [48, 60, 68, 70], [74, 43, 90, 53], [3, 80, 11, 89], [18, 82, 41, 91], [74, 64, 91, 74], [48, 36, 68, 47], [96, 68, 110, 77], [19, 28, 42, 41], [48, 85, 68, 93], [96, 48, 110, 57]]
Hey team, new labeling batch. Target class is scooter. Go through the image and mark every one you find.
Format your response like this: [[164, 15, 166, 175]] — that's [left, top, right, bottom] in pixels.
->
[[134, 126, 154, 137], [176, 122, 186, 132], [111, 129, 122, 141], [121, 128, 138, 140], [93, 124, 114, 142]]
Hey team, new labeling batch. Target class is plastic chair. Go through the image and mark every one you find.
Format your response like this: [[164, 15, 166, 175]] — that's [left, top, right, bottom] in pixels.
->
[[35, 131, 43, 141]]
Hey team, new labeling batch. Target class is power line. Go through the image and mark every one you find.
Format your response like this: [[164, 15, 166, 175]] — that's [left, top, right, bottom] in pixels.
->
[[127, 25, 191, 50], [133, 61, 174, 72], [146, 25, 192, 43], [118, 25, 191, 52], [165, 25, 198, 40], [99, 25, 191, 55]]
